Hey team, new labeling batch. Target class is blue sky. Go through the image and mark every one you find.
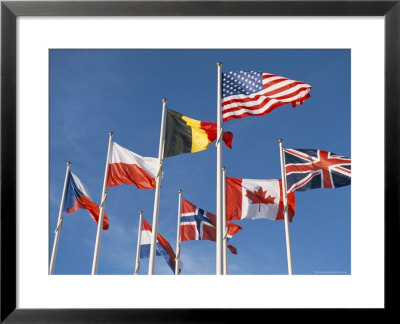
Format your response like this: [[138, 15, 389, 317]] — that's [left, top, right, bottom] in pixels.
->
[[49, 49, 350, 275]]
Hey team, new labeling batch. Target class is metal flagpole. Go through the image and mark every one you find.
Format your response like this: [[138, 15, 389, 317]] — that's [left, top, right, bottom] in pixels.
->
[[49, 161, 71, 275], [279, 139, 293, 275], [222, 167, 228, 275], [216, 62, 223, 275], [175, 189, 183, 275], [134, 211, 144, 275], [91, 131, 114, 275], [148, 98, 167, 275]]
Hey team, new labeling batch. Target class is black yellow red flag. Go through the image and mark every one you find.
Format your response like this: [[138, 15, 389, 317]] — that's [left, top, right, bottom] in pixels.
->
[[164, 109, 233, 158]]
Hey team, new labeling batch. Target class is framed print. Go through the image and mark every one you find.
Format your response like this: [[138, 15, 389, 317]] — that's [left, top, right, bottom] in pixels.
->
[[1, 0, 399, 322]]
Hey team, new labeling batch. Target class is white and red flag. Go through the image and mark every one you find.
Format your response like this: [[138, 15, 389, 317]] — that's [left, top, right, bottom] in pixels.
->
[[106, 142, 158, 189], [226, 177, 296, 222]]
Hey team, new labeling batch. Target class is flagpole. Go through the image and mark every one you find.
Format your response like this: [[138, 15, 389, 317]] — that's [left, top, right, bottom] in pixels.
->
[[134, 210, 144, 275], [222, 167, 228, 275], [49, 161, 71, 275], [148, 98, 167, 275], [279, 139, 293, 275], [175, 189, 182, 275], [91, 131, 114, 275], [216, 62, 223, 275]]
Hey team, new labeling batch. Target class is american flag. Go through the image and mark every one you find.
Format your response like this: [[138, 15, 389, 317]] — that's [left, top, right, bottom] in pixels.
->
[[222, 71, 312, 122], [284, 148, 351, 193]]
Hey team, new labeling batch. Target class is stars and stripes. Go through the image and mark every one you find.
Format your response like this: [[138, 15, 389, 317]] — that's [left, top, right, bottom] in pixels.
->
[[284, 148, 351, 193], [222, 71, 312, 122]]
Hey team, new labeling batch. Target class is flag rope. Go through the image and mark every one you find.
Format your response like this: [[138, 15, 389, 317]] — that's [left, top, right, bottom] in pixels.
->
[[215, 128, 223, 146], [156, 163, 163, 179], [100, 192, 108, 208], [134, 261, 140, 275], [54, 217, 63, 234], [223, 227, 228, 240]]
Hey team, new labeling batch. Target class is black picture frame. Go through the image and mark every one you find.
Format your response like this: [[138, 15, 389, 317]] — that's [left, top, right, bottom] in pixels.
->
[[1, 0, 399, 322]]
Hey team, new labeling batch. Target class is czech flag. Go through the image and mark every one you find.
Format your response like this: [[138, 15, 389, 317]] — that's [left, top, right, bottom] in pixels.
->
[[64, 171, 109, 230], [140, 218, 182, 274], [164, 108, 234, 158]]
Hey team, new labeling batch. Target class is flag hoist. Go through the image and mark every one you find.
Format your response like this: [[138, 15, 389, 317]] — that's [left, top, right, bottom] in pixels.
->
[[134, 210, 144, 275], [91, 131, 114, 275], [175, 189, 183, 275], [279, 139, 293, 275], [49, 161, 71, 274], [216, 62, 224, 275], [222, 167, 228, 275], [148, 98, 167, 275]]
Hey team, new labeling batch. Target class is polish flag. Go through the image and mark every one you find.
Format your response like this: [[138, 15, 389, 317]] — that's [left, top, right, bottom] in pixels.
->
[[226, 177, 295, 222], [106, 142, 158, 189], [64, 172, 109, 230]]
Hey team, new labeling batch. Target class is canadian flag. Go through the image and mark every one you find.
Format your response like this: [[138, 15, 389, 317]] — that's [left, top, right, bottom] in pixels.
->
[[226, 177, 296, 221]]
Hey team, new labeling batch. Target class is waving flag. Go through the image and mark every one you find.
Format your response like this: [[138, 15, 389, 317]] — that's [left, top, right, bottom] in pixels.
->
[[284, 148, 351, 192], [180, 199, 241, 254], [222, 71, 312, 122], [226, 177, 295, 222], [164, 108, 234, 158], [106, 142, 158, 189], [64, 171, 109, 230], [140, 218, 182, 274]]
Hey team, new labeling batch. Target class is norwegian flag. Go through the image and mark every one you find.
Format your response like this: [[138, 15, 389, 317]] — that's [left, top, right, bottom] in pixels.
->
[[180, 199, 242, 254], [222, 71, 312, 122], [284, 148, 351, 193]]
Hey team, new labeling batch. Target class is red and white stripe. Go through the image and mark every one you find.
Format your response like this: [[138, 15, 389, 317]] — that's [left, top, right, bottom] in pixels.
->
[[106, 142, 158, 189], [222, 73, 312, 122]]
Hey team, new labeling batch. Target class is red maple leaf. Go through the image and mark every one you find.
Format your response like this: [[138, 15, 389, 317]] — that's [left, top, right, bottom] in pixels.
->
[[245, 187, 275, 212]]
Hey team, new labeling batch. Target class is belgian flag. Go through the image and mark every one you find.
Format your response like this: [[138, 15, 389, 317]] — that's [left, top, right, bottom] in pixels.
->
[[164, 109, 233, 158]]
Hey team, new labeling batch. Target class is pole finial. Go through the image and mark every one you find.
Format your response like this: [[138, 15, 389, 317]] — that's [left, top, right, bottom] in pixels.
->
[[109, 131, 114, 137], [162, 98, 167, 103], [222, 167, 227, 171], [279, 138, 283, 143], [178, 189, 182, 194], [67, 161, 72, 166], [217, 61, 222, 67], [139, 210, 144, 215]]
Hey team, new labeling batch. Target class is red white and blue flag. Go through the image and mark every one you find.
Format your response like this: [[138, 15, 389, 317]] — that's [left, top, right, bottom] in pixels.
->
[[63, 171, 109, 230], [284, 148, 351, 193], [180, 199, 242, 254], [222, 71, 312, 122], [140, 218, 182, 274]]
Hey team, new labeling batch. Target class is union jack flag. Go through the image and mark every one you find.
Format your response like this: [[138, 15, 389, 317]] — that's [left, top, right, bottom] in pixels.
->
[[222, 71, 312, 122], [180, 199, 241, 254], [284, 148, 351, 193]]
